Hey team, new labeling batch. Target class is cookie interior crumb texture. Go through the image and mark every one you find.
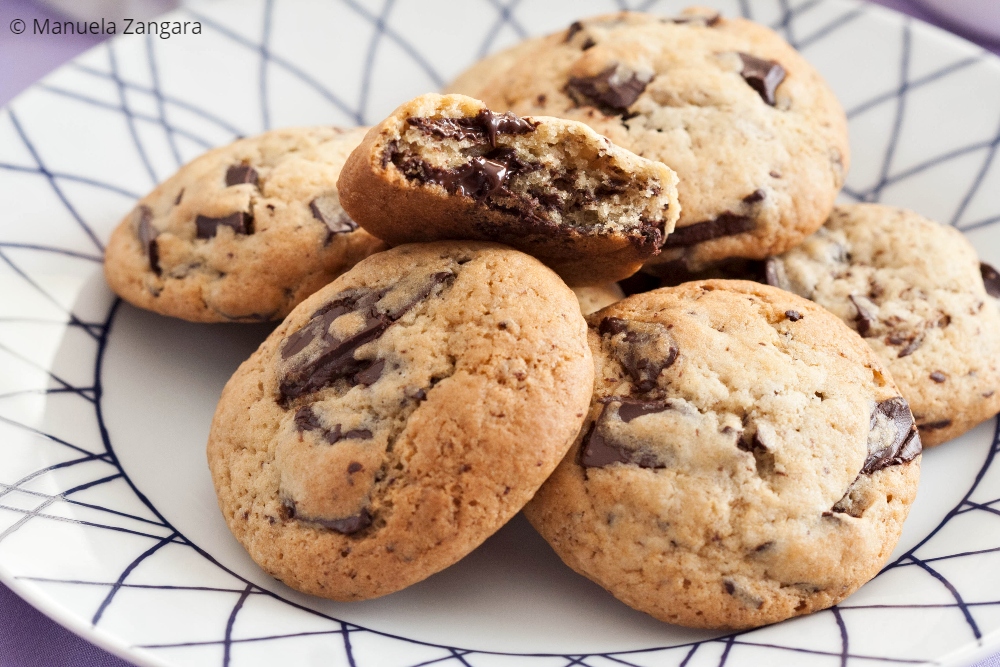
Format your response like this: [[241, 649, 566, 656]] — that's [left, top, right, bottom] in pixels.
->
[[104, 126, 386, 323], [207, 242, 594, 600], [525, 281, 921, 630], [338, 93, 680, 285], [450, 9, 849, 272]]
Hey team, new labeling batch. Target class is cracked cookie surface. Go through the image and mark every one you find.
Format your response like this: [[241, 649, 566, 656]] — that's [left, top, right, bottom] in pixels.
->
[[524, 280, 920, 629], [448, 8, 848, 272], [338, 93, 679, 285], [104, 126, 386, 322], [766, 203, 1000, 446], [208, 242, 593, 600]]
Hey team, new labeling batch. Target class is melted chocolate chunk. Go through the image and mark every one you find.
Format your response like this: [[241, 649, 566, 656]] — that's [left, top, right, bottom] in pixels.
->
[[598, 317, 678, 392], [742, 189, 766, 204], [395, 148, 531, 202], [981, 262, 1000, 298], [785, 310, 802, 322], [930, 371, 947, 383], [566, 65, 651, 115], [310, 195, 358, 240], [738, 53, 786, 106], [848, 294, 877, 336], [195, 211, 252, 238], [133, 205, 161, 275], [324, 424, 374, 444], [294, 405, 323, 431], [663, 213, 755, 248], [863, 397, 922, 474], [225, 164, 259, 187], [898, 335, 924, 358], [615, 399, 670, 422], [279, 274, 454, 402], [408, 109, 537, 148], [316, 508, 372, 534], [918, 419, 952, 431]]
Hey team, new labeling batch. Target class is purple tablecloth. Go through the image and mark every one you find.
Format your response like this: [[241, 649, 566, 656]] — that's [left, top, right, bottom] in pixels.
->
[[0, 1, 998, 665]]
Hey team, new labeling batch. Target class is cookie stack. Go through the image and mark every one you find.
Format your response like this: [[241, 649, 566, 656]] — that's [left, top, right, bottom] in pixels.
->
[[102, 7, 1000, 631]]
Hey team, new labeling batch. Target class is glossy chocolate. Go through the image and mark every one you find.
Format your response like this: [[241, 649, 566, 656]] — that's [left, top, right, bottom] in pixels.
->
[[598, 316, 678, 392], [225, 164, 259, 187], [566, 65, 651, 115], [408, 108, 537, 148], [738, 53, 786, 106], [195, 211, 252, 238]]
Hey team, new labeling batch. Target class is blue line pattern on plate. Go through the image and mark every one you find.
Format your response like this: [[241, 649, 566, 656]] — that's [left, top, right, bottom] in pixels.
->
[[0, 1, 999, 666]]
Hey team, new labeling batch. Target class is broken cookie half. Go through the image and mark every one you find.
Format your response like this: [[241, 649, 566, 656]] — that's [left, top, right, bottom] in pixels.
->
[[338, 93, 680, 285]]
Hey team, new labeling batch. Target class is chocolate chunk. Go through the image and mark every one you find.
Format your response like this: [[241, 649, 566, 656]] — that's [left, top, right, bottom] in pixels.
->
[[742, 189, 766, 204], [279, 274, 454, 402], [310, 195, 358, 240], [225, 164, 259, 187], [848, 294, 878, 336], [785, 310, 802, 322], [174, 189, 184, 205], [578, 405, 664, 469], [316, 508, 372, 534], [195, 211, 252, 238], [394, 147, 532, 202], [353, 358, 385, 386], [566, 64, 652, 115], [598, 317, 678, 392], [930, 371, 947, 383], [581, 38, 597, 50], [294, 405, 323, 432], [408, 109, 537, 148], [615, 399, 669, 422], [863, 397, 922, 474], [293, 406, 372, 444], [133, 205, 161, 275], [918, 419, 952, 431], [898, 335, 924, 358], [668, 12, 721, 26], [738, 53, 786, 106], [663, 213, 754, 248], [565, 20, 584, 41], [981, 262, 1000, 298], [347, 462, 363, 474]]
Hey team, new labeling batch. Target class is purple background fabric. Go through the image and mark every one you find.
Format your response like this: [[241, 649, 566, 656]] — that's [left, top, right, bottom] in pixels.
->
[[0, 1, 998, 665]]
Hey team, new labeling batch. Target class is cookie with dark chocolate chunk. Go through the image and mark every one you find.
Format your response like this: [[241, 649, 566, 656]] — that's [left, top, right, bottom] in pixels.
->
[[338, 93, 680, 285], [104, 126, 385, 322], [766, 203, 1000, 447], [207, 241, 593, 601], [525, 280, 921, 630], [447, 8, 848, 273]]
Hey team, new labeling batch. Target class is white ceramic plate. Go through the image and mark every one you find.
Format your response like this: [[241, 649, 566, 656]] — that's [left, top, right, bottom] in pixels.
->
[[2, 1, 1000, 665]]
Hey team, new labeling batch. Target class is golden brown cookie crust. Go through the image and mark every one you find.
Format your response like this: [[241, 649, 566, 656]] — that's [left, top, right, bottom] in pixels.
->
[[208, 242, 594, 600], [526, 280, 920, 629]]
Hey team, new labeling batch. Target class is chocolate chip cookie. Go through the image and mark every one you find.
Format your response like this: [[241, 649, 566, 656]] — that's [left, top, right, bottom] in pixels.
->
[[337, 93, 680, 285], [525, 281, 921, 629], [450, 8, 849, 272], [207, 242, 594, 600], [766, 203, 1000, 446], [104, 126, 386, 322]]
